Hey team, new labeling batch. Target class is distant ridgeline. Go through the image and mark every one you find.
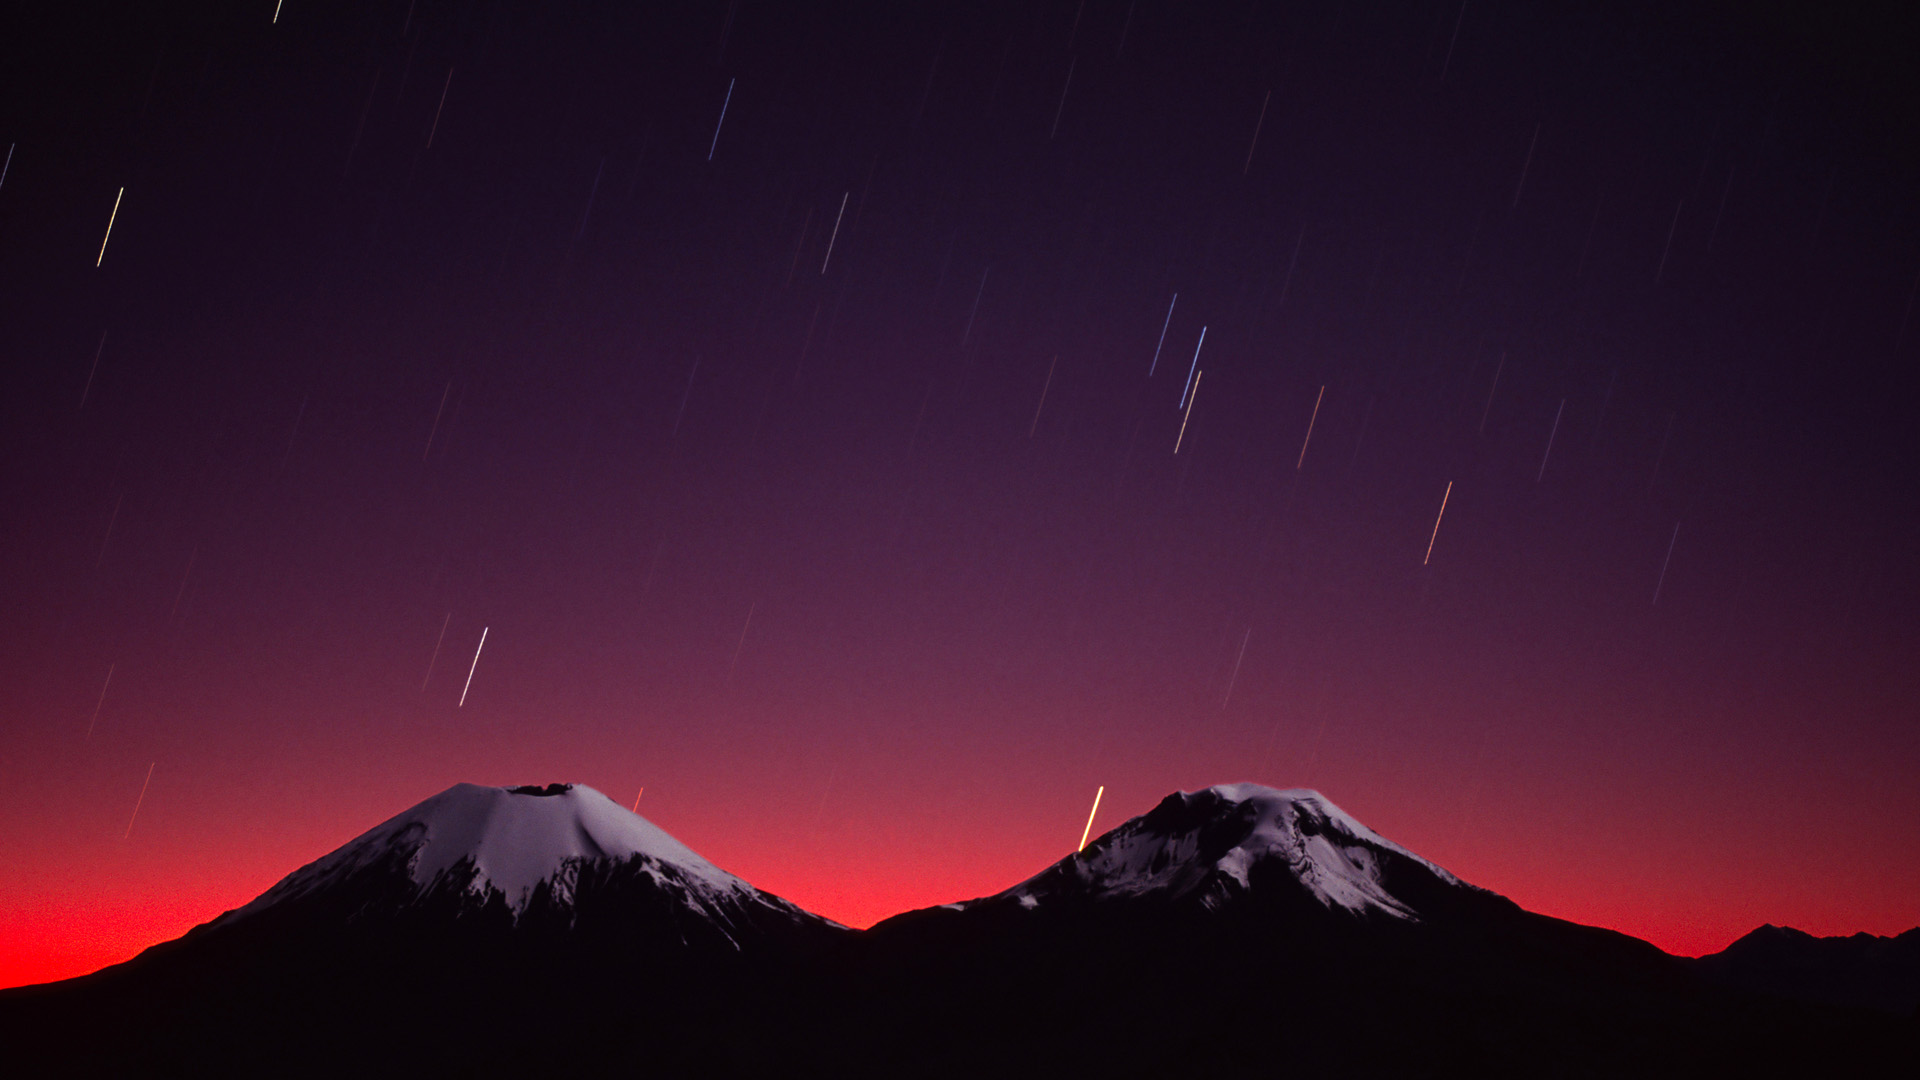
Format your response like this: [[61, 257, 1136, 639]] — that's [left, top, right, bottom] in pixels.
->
[[1690, 923, 1920, 1018]]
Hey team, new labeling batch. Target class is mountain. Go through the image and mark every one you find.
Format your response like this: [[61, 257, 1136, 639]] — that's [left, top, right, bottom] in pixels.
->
[[946, 783, 1486, 920], [850, 784, 1912, 1078], [201, 780, 840, 953], [3, 780, 1910, 1078], [869, 784, 1664, 967], [0, 782, 844, 1077], [1691, 924, 1920, 1016]]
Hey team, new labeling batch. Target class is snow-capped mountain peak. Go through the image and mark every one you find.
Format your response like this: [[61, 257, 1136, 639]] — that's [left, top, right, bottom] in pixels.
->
[[220, 782, 779, 928], [986, 783, 1469, 921]]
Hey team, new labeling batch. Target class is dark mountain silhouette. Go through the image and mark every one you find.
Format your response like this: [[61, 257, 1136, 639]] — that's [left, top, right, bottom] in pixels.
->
[[1691, 924, 1920, 1016], [843, 785, 1913, 1076], [0, 782, 842, 1077], [2, 782, 1910, 1078]]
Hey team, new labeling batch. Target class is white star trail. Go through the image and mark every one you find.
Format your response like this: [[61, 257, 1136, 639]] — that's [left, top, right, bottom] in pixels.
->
[[1029, 356, 1057, 438], [1175, 369, 1202, 454], [708, 78, 735, 161], [1296, 385, 1325, 470], [1652, 522, 1680, 606], [96, 187, 123, 267], [458, 626, 488, 707], [820, 191, 848, 273], [1439, 1, 1468, 85], [423, 382, 450, 461], [1479, 352, 1503, 436], [1424, 480, 1453, 565], [1244, 91, 1271, 175], [1148, 293, 1177, 375], [79, 330, 106, 410], [1223, 627, 1251, 708], [1655, 198, 1682, 283], [422, 612, 451, 692], [1050, 54, 1075, 141], [728, 602, 755, 678], [87, 663, 115, 737], [1078, 785, 1104, 851], [1537, 398, 1564, 482], [123, 762, 155, 840], [1179, 326, 1207, 408], [426, 69, 453, 149]]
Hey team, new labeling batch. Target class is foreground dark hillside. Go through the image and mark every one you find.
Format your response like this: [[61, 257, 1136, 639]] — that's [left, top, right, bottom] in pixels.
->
[[836, 887, 1911, 1077], [3, 905, 1912, 1078]]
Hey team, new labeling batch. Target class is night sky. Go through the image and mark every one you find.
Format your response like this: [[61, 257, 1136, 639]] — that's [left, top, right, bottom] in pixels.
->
[[4, 0, 1918, 988]]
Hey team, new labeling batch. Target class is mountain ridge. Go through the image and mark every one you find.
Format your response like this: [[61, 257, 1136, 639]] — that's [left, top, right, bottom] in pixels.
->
[[2, 779, 1910, 1078], [1690, 923, 1920, 1016]]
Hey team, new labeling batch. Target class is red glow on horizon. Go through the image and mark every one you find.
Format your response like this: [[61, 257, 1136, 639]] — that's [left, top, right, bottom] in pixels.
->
[[6, 775, 1915, 991]]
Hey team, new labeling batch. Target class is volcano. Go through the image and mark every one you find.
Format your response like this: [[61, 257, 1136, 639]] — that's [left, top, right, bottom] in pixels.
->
[[951, 784, 1484, 919], [0, 782, 844, 1077], [204, 781, 840, 954], [854, 784, 1911, 1077]]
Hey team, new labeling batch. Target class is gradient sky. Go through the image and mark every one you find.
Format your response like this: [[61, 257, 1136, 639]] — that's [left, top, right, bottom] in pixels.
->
[[3, 0, 1918, 989]]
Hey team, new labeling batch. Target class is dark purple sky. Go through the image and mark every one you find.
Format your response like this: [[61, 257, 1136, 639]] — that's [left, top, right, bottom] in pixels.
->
[[3, 0, 1917, 987]]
